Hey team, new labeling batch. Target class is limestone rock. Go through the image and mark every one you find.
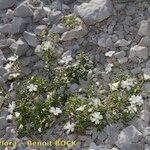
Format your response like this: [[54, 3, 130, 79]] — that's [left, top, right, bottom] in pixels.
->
[[138, 19, 150, 36], [23, 31, 39, 47], [116, 125, 143, 150], [74, 0, 113, 25], [14, 2, 33, 17], [0, 0, 16, 10], [129, 45, 149, 62]]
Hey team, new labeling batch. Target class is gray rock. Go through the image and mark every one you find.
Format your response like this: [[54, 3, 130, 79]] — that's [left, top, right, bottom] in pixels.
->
[[10, 38, 29, 57], [0, 50, 6, 65], [33, 9, 46, 23], [116, 125, 143, 150], [138, 19, 150, 36], [142, 68, 150, 81], [118, 57, 128, 64], [34, 25, 47, 34], [64, 0, 76, 4], [0, 67, 7, 76], [0, 24, 12, 34], [104, 124, 123, 144], [145, 144, 150, 150], [61, 17, 87, 41], [11, 17, 29, 34], [0, 38, 15, 49], [48, 10, 63, 24], [114, 51, 126, 59], [140, 110, 150, 124], [74, 0, 113, 25], [0, 76, 6, 84], [35, 45, 43, 58], [23, 31, 39, 47], [0, 0, 16, 10], [14, 2, 33, 17], [129, 45, 149, 62], [88, 142, 98, 150], [139, 36, 150, 47], [50, 24, 66, 34], [115, 39, 131, 47]]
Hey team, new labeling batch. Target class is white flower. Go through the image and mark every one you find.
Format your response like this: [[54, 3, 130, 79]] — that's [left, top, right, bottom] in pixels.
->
[[49, 107, 62, 116], [18, 124, 23, 130], [90, 112, 103, 125], [27, 84, 38, 92], [127, 104, 137, 113], [88, 108, 93, 112], [105, 51, 115, 57], [6, 114, 13, 121], [64, 122, 75, 134], [60, 55, 73, 65], [15, 112, 20, 118], [43, 41, 53, 50], [121, 78, 135, 90], [105, 63, 113, 73], [8, 101, 16, 114], [76, 105, 86, 111], [8, 55, 18, 62], [38, 127, 42, 133], [92, 97, 102, 106], [129, 95, 143, 106], [5, 62, 14, 71], [109, 81, 120, 91], [8, 73, 20, 80]]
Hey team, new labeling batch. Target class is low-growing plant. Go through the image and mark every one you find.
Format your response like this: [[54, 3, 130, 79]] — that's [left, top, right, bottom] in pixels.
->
[[63, 15, 79, 30]]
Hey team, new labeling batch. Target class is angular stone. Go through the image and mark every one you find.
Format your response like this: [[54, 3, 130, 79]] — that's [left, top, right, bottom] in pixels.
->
[[138, 19, 150, 36], [0, 0, 16, 10], [139, 36, 150, 47], [0, 38, 15, 49], [0, 24, 12, 34], [0, 50, 6, 65], [74, 0, 113, 25], [23, 31, 39, 47], [129, 45, 148, 61], [61, 17, 87, 41], [116, 125, 143, 150], [14, 3, 33, 17], [142, 68, 150, 81], [34, 25, 47, 34], [48, 10, 63, 24], [11, 17, 29, 34], [10, 38, 29, 57], [114, 51, 126, 59], [115, 39, 131, 47]]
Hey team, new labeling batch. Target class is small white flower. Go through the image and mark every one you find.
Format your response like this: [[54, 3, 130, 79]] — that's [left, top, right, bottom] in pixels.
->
[[129, 95, 143, 106], [109, 81, 120, 91], [105, 51, 115, 57], [43, 41, 52, 50], [15, 112, 20, 118], [90, 112, 103, 125], [38, 127, 42, 133], [76, 105, 86, 111], [105, 63, 113, 73], [8, 55, 18, 62], [92, 97, 102, 106], [27, 84, 38, 92], [8, 101, 16, 114], [60, 55, 73, 65], [8, 73, 20, 80], [64, 122, 75, 134], [6, 114, 13, 121], [121, 78, 135, 90], [5, 62, 14, 71], [18, 124, 23, 130], [49, 107, 62, 116], [88, 108, 93, 112], [127, 104, 137, 113]]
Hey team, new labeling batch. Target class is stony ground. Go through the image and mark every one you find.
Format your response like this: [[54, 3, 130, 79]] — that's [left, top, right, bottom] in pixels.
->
[[0, 0, 150, 150]]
